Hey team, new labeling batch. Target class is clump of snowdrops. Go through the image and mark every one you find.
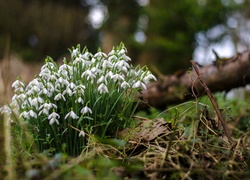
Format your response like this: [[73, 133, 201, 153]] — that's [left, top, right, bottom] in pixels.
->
[[1, 43, 156, 156]]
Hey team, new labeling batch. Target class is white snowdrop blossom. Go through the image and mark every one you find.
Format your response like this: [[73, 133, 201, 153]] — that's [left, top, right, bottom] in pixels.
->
[[81, 106, 92, 114], [12, 79, 25, 93], [39, 102, 57, 116], [48, 112, 60, 125], [0, 105, 12, 115], [111, 74, 124, 82], [28, 110, 37, 119], [54, 92, 66, 101], [30, 97, 44, 110], [79, 130, 85, 137], [98, 83, 109, 94], [20, 111, 30, 119], [76, 97, 84, 104], [120, 81, 130, 89], [132, 80, 147, 90], [143, 74, 157, 84], [71, 48, 78, 57], [97, 75, 107, 84], [102, 60, 113, 69], [81, 70, 96, 82], [65, 110, 79, 120]]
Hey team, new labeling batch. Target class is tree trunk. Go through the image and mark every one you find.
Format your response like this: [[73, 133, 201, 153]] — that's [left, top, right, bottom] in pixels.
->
[[138, 49, 250, 110]]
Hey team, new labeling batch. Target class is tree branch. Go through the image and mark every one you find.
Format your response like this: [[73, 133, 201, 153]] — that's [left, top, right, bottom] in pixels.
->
[[191, 60, 234, 144], [138, 49, 250, 111]]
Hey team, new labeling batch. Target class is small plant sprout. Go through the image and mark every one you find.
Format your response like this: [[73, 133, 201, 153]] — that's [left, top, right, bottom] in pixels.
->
[[6, 43, 157, 156]]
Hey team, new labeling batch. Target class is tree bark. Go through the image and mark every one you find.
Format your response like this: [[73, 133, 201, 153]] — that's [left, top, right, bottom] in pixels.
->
[[138, 49, 250, 110]]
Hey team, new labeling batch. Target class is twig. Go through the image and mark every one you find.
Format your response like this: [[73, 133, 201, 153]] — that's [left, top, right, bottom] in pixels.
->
[[191, 60, 234, 144]]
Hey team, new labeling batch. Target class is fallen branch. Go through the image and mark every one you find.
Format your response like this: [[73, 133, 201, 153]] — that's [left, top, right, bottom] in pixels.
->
[[191, 60, 234, 144], [138, 49, 250, 111]]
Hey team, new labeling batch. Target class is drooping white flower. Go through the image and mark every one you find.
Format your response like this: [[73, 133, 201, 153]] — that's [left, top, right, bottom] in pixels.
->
[[91, 67, 102, 75], [28, 110, 37, 119], [132, 80, 147, 90], [65, 110, 79, 119], [143, 74, 157, 84], [102, 60, 113, 69], [0, 105, 12, 115], [48, 112, 60, 125], [120, 81, 130, 89], [94, 51, 107, 60], [81, 70, 96, 82], [105, 71, 114, 79], [79, 130, 85, 137], [108, 55, 118, 62], [12, 79, 25, 93], [30, 97, 44, 110], [108, 49, 115, 56], [39, 102, 57, 116], [39, 68, 51, 79], [20, 111, 30, 119], [76, 97, 84, 104], [111, 74, 124, 82], [97, 75, 107, 84], [71, 48, 79, 57], [97, 83, 109, 94], [63, 87, 73, 97], [81, 106, 92, 114], [54, 93, 66, 101]]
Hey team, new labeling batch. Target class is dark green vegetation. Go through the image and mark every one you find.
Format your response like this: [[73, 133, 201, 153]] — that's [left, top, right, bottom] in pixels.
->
[[1, 92, 250, 179]]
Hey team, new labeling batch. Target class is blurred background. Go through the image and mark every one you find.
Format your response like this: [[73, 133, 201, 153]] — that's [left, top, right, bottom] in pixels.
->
[[1, 0, 250, 105]]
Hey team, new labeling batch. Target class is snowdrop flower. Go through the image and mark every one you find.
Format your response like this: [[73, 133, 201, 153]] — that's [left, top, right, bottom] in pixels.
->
[[63, 87, 73, 97], [12, 79, 24, 89], [143, 74, 157, 84], [71, 48, 78, 57], [108, 49, 115, 56], [39, 88, 52, 97], [81, 70, 96, 82], [102, 60, 113, 69], [28, 110, 37, 119], [20, 111, 30, 119], [97, 75, 107, 84], [54, 92, 66, 101], [94, 51, 107, 60], [81, 106, 92, 114], [48, 112, 60, 125], [79, 130, 85, 137], [91, 67, 102, 75], [65, 110, 79, 119], [108, 55, 118, 62], [76, 97, 84, 104], [111, 74, 124, 82], [12, 79, 25, 93], [105, 71, 114, 79], [31, 85, 40, 93], [39, 68, 51, 79], [132, 80, 147, 90], [98, 83, 109, 94], [39, 102, 57, 116], [31, 97, 44, 110], [12, 93, 26, 102], [0, 105, 12, 115], [56, 77, 69, 87], [120, 81, 130, 89]]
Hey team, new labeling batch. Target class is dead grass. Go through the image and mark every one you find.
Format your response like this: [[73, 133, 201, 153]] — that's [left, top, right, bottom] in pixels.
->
[[0, 54, 41, 106]]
